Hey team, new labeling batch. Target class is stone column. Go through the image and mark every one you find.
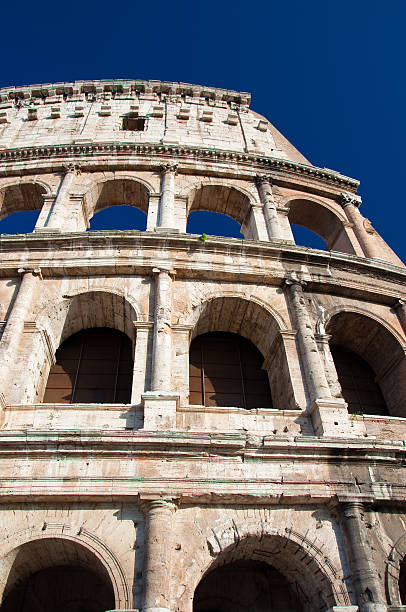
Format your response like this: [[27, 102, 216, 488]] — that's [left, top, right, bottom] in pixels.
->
[[285, 275, 351, 436], [141, 498, 177, 612], [46, 163, 81, 231], [285, 276, 331, 402], [255, 175, 283, 240], [151, 268, 173, 392], [142, 269, 179, 430], [34, 194, 56, 231], [394, 299, 406, 335], [158, 164, 177, 230], [0, 268, 42, 401], [337, 501, 386, 612], [340, 193, 380, 259]]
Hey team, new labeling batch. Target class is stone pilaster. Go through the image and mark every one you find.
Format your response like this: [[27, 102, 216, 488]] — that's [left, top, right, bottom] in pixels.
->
[[140, 498, 177, 612], [131, 322, 154, 405], [340, 193, 380, 259], [158, 164, 177, 230], [45, 163, 81, 231], [151, 268, 173, 392], [285, 275, 351, 436], [142, 269, 178, 430], [255, 175, 283, 240], [34, 194, 56, 231], [336, 501, 387, 612], [0, 268, 42, 401]]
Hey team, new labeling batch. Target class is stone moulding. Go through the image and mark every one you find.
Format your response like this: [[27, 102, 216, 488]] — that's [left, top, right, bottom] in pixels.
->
[[0, 142, 359, 190]]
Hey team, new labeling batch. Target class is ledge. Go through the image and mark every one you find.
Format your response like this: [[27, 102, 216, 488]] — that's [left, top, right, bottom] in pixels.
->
[[0, 141, 359, 190]]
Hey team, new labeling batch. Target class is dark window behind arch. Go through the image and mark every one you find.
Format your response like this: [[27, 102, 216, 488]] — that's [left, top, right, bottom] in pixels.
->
[[331, 344, 388, 415], [189, 332, 272, 409], [186, 210, 243, 239], [44, 328, 133, 404], [88, 205, 147, 231]]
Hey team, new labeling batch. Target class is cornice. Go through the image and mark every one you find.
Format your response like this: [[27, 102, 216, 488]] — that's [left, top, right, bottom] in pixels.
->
[[0, 231, 404, 297], [0, 78, 251, 106], [0, 142, 359, 191]]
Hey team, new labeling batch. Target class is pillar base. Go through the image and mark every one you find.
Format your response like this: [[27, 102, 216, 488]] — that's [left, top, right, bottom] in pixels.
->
[[310, 398, 353, 437], [34, 227, 61, 233], [327, 607, 359, 612], [143, 608, 172, 612], [142, 392, 180, 430], [154, 227, 179, 233]]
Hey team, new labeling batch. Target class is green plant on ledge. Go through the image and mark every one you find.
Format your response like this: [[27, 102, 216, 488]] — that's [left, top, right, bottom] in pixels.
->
[[200, 233, 207, 243]]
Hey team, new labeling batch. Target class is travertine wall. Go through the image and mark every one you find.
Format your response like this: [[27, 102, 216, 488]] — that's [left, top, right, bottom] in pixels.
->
[[0, 79, 405, 612]]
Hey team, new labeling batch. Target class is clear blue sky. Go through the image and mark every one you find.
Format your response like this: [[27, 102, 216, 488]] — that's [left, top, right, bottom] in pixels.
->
[[1, 0, 405, 261]]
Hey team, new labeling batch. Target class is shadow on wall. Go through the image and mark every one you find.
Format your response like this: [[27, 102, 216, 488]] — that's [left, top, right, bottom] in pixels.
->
[[0, 210, 40, 234], [187, 210, 243, 239], [88, 205, 147, 231]]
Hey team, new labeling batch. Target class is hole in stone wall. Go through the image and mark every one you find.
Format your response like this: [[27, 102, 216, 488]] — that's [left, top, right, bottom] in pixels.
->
[[88, 205, 147, 231], [186, 210, 243, 239], [122, 116, 145, 131], [291, 224, 326, 250], [0, 210, 40, 234]]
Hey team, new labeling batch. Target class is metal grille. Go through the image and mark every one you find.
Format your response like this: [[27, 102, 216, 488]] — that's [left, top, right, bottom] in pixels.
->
[[331, 344, 388, 416], [189, 332, 272, 409], [44, 328, 133, 404]]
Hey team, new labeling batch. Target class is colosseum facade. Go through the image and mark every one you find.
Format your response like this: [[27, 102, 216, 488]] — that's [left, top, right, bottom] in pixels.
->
[[0, 78, 405, 612]]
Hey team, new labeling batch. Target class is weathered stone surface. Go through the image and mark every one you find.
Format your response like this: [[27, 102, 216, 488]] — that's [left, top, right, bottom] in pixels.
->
[[0, 78, 405, 611]]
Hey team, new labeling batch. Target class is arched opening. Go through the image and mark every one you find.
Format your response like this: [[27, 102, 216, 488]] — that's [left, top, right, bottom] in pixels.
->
[[43, 327, 133, 404], [288, 199, 355, 254], [0, 537, 115, 612], [88, 205, 147, 231], [189, 297, 296, 410], [327, 311, 406, 416], [190, 532, 337, 612], [189, 332, 272, 408], [0, 182, 46, 231], [399, 557, 406, 604], [291, 224, 326, 250], [193, 559, 302, 612], [186, 210, 243, 239], [330, 345, 387, 415], [84, 178, 149, 229], [0, 210, 40, 234], [187, 185, 251, 239]]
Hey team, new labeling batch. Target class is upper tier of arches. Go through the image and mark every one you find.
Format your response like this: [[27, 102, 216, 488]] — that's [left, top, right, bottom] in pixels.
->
[[0, 172, 399, 266]]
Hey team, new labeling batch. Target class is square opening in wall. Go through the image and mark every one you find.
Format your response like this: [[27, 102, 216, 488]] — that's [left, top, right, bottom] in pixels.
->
[[122, 116, 146, 131]]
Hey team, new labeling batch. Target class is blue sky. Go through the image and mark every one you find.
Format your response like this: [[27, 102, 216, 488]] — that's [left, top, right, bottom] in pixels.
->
[[1, 0, 405, 260]]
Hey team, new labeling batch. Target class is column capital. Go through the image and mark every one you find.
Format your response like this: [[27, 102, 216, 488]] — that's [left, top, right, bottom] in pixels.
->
[[283, 273, 307, 290], [255, 173, 273, 185], [152, 267, 176, 279], [339, 192, 362, 208], [62, 162, 81, 175], [17, 267, 42, 279], [393, 298, 406, 310], [160, 162, 178, 175], [138, 496, 178, 514]]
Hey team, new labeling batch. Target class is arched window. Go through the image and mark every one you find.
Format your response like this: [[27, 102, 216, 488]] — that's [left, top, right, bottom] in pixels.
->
[[0, 210, 40, 234], [399, 557, 406, 604], [44, 327, 133, 404], [88, 205, 147, 231], [189, 332, 272, 409], [331, 344, 388, 416], [193, 560, 302, 612], [186, 210, 243, 239]]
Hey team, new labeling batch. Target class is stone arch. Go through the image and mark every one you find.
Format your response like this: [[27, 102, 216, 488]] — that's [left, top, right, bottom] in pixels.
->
[[0, 523, 130, 608], [178, 518, 348, 612], [186, 183, 254, 224], [82, 175, 152, 222], [0, 179, 50, 221], [385, 531, 406, 605], [325, 308, 406, 416], [185, 293, 297, 410], [34, 289, 139, 402], [286, 196, 356, 254]]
